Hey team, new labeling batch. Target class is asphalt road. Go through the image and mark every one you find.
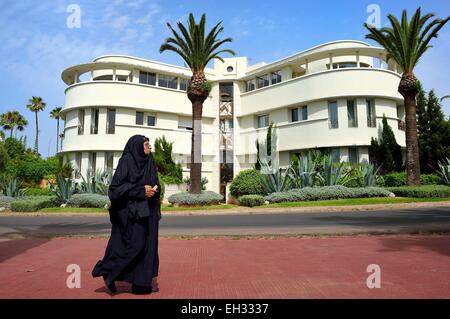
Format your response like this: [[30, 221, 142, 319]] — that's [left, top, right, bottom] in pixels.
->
[[0, 206, 449, 238]]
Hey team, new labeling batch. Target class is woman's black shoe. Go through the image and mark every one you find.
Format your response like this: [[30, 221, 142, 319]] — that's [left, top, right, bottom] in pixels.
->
[[131, 284, 152, 295], [105, 281, 117, 293]]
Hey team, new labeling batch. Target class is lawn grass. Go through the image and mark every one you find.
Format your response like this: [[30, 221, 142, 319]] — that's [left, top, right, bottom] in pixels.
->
[[33, 196, 450, 213]]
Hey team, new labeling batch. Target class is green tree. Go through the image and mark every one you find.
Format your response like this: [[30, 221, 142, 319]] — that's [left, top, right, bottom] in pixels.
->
[[254, 122, 275, 170], [160, 13, 235, 193], [0, 111, 28, 138], [50, 106, 63, 154], [417, 86, 450, 173], [153, 136, 183, 182], [26, 96, 46, 154], [369, 115, 403, 173], [364, 8, 450, 185]]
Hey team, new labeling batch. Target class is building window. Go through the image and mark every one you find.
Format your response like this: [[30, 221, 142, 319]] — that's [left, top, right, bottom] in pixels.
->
[[136, 111, 144, 125], [257, 115, 269, 128], [347, 100, 358, 128], [89, 152, 97, 175], [178, 116, 192, 130], [94, 75, 113, 81], [271, 71, 282, 84], [139, 71, 156, 85], [116, 75, 128, 82], [246, 79, 256, 92], [256, 74, 269, 89], [348, 147, 359, 164], [106, 109, 116, 134], [328, 101, 338, 129], [105, 152, 114, 171], [291, 108, 298, 122], [301, 105, 308, 121], [180, 78, 188, 91], [158, 74, 178, 89], [220, 119, 233, 132], [77, 109, 85, 135], [147, 114, 156, 127], [90, 108, 99, 134], [331, 148, 340, 162], [74, 152, 82, 178], [366, 99, 376, 127], [227, 66, 234, 72]]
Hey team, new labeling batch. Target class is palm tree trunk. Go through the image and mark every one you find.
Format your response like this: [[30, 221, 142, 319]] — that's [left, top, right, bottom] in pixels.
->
[[190, 99, 203, 194], [34, 111, 39, 153], [404, 93, 421, 185]]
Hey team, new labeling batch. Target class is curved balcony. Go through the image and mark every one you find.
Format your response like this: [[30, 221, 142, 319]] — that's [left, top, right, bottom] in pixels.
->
[[239, 68, 403, 116], [63, 81, 216, 118]]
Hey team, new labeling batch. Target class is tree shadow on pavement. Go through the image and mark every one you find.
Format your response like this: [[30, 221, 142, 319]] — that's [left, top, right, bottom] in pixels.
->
[[376, 235, 450, 257], [0, 237, 50, 263]]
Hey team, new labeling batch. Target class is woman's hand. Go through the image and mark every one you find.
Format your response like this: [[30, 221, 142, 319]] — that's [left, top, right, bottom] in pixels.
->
[[144, 185, 156, 198]]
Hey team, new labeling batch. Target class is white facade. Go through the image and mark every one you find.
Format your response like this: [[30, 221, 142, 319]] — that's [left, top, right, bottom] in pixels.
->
[[59, 40, 406, 197]]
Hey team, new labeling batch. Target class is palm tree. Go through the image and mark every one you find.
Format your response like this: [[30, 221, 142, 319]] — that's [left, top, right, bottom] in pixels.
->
[[440, 95, 450, 102], [160, 13, 235, 193], [364, 8, 450, 186], [0, 111, 28, 138], [50, 106, 63, 153], [26, 96, 46, 154]]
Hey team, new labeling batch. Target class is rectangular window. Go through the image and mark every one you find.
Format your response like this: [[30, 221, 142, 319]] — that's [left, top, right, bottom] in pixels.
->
[[220, 119, 233, 132], [301, 105, 308, 121], [348, 147, 359, 164], [331, 148, 340, 162], [178, 116, 192, 130], [271, 71, 282, 84], [89, 152, 96, 175], [136, 111, 144, 125], [328, 101, 338, 128], [347, 100, 358, 128], [105, 152, 114, 171], [256, 74, 269, 89], [116, 75, 127, 82], [291, 108, 298, 122], [366, 99, 376, 127], [74, 152, 82, 178], [106, 109, 116, 134], [77, 109, 85, 135], [139, 71, 156, 85], [246, 79, 256, 92], [158, 74, 178, 89], [179, 78, 188, 91], [257, 115, 269, 128], [90, 108, 99, 134], [147, 114, 155, 127]]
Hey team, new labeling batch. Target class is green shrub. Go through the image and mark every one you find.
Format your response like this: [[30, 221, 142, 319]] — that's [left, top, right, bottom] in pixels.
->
[[230, 169, 265, 198], [264, 186, 392, 203], [183, 176, 208, 191], [386, 185, 450, 198], [168, 191, 223, 206], [238, 195, 265, 207], [23, 187, 54, 196], [160, 175, 183, 185], [17, 159, 57, 183], [67, 193, 110, 208], [0, 195, 14, 208], [10, 196, 61, 212], [383, 172, 443, 187]]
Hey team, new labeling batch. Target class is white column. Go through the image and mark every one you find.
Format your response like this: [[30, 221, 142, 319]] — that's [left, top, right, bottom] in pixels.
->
[[81, 152, 90, 179], [379, 53, 384, 69], [74, 72, 78, 84], [329, 54, 333, 69], [356, 51, 360, 67], [305, 58, 309, 74], [90, 69, 93, 81], [113, 67, 116, 81], [98, 108, 107, 135]]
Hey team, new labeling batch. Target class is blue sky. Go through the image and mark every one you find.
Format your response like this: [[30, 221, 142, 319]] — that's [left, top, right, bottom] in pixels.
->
[[0, 0, 449, 158]]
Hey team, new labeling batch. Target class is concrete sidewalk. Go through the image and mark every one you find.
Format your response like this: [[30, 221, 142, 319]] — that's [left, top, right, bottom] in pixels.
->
[[0, 234, 449, 298]]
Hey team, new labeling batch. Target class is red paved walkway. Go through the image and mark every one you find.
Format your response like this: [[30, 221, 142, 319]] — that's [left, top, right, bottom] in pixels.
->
[[0, 235, 449, 298]]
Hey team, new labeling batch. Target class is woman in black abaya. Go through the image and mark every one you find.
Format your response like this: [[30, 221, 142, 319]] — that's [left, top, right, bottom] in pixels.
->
[[92, 135, 161, 295]]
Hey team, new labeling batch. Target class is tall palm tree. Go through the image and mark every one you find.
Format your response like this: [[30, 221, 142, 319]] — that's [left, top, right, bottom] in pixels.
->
[[364, 8, 450, 186], [0, 111, 28, 138], [26, 96, 46, 154], [160, 13, 235, 193], [50, 106, 63, 153], [440, 95, 450, 102]]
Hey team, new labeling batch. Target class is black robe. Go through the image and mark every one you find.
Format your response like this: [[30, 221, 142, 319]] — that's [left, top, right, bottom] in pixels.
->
[[92, 135, 161, 288]]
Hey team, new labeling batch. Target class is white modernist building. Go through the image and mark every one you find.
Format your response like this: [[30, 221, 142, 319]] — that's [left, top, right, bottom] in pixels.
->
[[59, 40, 406, 198]]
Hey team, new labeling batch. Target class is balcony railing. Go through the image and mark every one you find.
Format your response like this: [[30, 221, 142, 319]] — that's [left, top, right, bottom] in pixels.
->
[[398, 120, 406, 131]]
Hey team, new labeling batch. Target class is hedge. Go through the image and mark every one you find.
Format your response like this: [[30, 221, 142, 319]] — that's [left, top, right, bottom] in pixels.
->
[[22, 187, 54, 196], [67, 193, 110, 208], [0, 196, 14, 209], [238, 195, 265, 207], [382, 172, 442, 187], [10, 196, 61, 212], [264, 186, 392, 203], [168, 191, 223, 206], [386, 185, 450, 198]]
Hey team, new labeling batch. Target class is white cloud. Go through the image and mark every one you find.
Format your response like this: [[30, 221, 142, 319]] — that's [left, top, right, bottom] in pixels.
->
[[111, 15, 129, 29]]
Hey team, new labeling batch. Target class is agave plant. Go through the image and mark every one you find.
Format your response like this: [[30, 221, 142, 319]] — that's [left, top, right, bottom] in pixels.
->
[[288, 152, 318, 188], [1, 177, 24, 197], [260, 159, 292, 194], [359, 163, 380, 187], [94, 169, 113, 195], [49, 175, 76, 203], [317, 155, 353, 186], [436, 157, 450, 185]]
